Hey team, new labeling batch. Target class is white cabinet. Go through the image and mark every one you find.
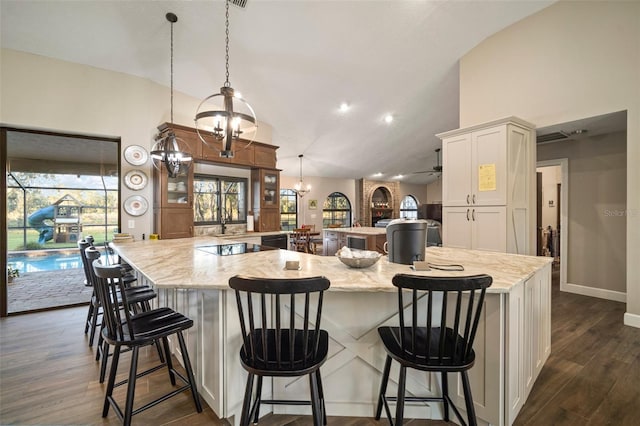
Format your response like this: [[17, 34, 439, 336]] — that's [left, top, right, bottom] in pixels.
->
[[438, 117, 535, 255], [442, 206, 507, 252]]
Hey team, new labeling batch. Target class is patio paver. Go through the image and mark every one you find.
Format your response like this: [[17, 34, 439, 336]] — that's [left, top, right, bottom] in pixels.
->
[[7, 268, 91, 313]]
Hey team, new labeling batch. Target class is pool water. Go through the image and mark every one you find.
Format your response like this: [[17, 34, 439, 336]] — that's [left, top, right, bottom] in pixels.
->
[[7, 251, 106, 273]]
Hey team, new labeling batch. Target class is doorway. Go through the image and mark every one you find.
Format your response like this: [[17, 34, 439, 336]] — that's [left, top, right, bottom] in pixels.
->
[[2, 127, 120, 316], [536, 159, 568, 291]]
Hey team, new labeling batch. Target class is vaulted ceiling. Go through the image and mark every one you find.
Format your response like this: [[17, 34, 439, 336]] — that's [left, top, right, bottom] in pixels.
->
[[1, 0, 554, 183]]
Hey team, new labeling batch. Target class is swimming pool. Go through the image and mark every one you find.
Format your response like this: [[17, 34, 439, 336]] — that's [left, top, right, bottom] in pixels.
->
[[7, 250, 105, 273]]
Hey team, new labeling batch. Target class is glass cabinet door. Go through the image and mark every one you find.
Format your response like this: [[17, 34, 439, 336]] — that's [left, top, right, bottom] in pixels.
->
[[166, 164, 190, 205], [263, 172, 278, 207]]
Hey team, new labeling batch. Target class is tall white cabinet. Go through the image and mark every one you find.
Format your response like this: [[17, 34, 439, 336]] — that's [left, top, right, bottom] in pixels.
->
[[437, 117, 536, 255]]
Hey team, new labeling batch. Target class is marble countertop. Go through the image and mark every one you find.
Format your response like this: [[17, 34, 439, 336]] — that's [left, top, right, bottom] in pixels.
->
[[111, 236, 551, 294], [323, 227, 387, 235]]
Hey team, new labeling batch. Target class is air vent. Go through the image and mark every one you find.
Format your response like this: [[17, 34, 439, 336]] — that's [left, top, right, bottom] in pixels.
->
[[231, 0, 248, 8], [536, 131, 570, 144]]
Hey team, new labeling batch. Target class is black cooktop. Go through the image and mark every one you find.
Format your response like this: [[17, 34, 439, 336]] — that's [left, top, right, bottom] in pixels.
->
[[197, 243, 278, 256]]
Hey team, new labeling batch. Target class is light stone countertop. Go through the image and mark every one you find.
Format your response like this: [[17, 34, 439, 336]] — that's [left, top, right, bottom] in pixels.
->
[[111, 236, 552, 294], [323, 226, 387, 235]]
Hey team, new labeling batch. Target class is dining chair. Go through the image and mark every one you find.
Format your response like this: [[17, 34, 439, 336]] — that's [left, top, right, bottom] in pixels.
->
[[291, 228, 311, 253]]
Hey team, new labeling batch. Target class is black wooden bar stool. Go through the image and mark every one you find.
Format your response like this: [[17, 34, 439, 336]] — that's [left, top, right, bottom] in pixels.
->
[[375, 273, 492, 426], [229, 275, 331, 426], [92, 261, 202, 425], [85, 247, 160, 383]]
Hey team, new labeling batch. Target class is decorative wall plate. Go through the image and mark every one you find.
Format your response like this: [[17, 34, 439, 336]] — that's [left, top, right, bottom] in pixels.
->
[[124, 169, 148, 190], [123, 195, 148, 216], [124, 145, 148, 166]]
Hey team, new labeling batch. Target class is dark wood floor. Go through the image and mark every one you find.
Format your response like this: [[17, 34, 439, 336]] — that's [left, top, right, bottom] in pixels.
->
[[1, 267, 639, 425]]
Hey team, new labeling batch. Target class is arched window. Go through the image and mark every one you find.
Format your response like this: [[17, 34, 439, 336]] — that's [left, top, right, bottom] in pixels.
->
[[322, 192, 351, 228], [400, 195, 419, 219], [280, 189, 297, 231]]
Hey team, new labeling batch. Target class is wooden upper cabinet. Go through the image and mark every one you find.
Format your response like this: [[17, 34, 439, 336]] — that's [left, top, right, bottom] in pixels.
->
[[254, 144, 277, 168], [157, 122, 278, 169]]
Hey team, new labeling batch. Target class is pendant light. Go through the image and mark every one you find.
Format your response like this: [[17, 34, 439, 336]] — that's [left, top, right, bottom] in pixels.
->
[[294, 154, 311, 198], [194, 0, 258, 158], [151, 13, 193, 178]]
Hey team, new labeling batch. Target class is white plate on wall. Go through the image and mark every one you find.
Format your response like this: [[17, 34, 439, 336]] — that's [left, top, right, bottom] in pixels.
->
[[124, 145, 148, 166], [123, 195, 148, 216], [124, 169, 148, 190]]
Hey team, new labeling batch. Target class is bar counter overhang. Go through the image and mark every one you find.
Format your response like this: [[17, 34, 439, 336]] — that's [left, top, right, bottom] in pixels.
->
[[111, 236, 552, 426]]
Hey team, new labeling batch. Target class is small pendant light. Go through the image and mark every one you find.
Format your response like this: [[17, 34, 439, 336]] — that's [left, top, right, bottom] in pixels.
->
[[150, 12, 193, 178]]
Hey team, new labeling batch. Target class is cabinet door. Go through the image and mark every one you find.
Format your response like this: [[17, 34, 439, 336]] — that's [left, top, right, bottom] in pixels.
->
[[323, 231, 339, 256], [442, 134, 472, 206], [259, 209, 280, 232], [254, 144, 277, 168], [155, 207, 193, 239], [442, 207, 472, 249], [471, 206, 506, 252], [471, 126, 507, 206], [159, 163, 193, 208]]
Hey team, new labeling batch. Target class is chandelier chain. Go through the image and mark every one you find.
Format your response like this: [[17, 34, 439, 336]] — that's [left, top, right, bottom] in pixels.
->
[[224, 0, 230, 87], [170, 18, 174, 123]]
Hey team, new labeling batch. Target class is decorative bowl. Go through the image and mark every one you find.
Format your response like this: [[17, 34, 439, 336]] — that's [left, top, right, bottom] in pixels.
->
[[336, 249, 382, 269]]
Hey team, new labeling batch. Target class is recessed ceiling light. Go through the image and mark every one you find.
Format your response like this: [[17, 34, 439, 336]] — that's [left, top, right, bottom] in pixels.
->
[[394, 174, 404, 179], [339, 102, 350, 112], [373, 172, 383, 177], [384, 114, 393, 124]]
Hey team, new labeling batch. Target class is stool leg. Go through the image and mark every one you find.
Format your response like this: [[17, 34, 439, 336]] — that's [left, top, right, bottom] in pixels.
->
[[375, 355, 392, 420], [103, 345, 121, 417], [315, 370, 327, 425], [177, 331, 202, 413], [85, 302, 94, 333], [309, 371, 323, 426], [162, 336, 176, 385], [99, 341, 110, 383], [252, 376, 263, 424], [461, 370, 477, 426], [240, 373, 254, 426], [395, 366, 407, 426], [123, 346, 139, 426], [441, 371, 450, 422]]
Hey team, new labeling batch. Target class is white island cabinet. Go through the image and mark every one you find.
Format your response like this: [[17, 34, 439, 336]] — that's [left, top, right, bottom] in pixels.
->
[[112, 237, 551, 426]]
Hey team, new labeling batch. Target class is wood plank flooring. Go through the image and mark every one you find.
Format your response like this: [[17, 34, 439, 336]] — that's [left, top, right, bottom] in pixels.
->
[[1, 268, 639, 425]]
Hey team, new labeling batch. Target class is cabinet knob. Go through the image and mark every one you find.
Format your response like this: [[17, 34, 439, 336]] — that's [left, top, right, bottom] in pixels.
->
[[466, 209, 470, 221], [472, 209, 475, 221], [466, 194, 470, 205], [472, 194, 476, 204]]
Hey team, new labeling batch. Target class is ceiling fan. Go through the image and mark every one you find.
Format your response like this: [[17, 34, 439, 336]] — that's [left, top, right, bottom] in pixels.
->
[[413, 148, 442, 176]]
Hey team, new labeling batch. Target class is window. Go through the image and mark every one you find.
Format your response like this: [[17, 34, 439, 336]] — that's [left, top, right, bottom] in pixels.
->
[[323, 192, 351, 228], [280, 189, 297, 231], [400, 195, 419, 219], [194, 175, 247, 224]]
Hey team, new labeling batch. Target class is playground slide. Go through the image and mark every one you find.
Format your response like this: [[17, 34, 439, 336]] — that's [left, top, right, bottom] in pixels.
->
[[27, 205, 55, 244]]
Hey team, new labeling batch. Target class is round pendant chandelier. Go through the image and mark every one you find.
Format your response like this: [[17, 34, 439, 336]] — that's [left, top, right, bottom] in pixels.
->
[[194, 0, 258, 158]]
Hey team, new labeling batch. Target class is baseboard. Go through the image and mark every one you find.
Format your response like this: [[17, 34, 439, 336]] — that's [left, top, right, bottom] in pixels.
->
[[624, 312, 640, 328], [561, 282, 626, 303]]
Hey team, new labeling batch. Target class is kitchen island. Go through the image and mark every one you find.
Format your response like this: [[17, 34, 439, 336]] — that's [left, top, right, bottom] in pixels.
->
[[111, 236, 552, 426]]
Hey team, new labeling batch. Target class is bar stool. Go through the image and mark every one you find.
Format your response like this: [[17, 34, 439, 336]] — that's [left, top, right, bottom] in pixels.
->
[[375, 273, 493, 426], [92, 261, 202, 425], [85, 247, 160, 383], [229, 275, 331, 426]]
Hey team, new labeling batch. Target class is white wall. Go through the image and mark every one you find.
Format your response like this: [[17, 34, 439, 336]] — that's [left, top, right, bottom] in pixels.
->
[[459, 1, 640, 324], [398, 182, 429, 207], [0, 49, 272, 240]]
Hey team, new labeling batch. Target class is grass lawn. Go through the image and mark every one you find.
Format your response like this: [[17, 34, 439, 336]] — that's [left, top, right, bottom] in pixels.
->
[[6, 229, 108, 251]]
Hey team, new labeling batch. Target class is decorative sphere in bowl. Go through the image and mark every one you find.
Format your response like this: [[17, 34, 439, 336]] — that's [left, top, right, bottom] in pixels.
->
[[335, 247, 382, 269]]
